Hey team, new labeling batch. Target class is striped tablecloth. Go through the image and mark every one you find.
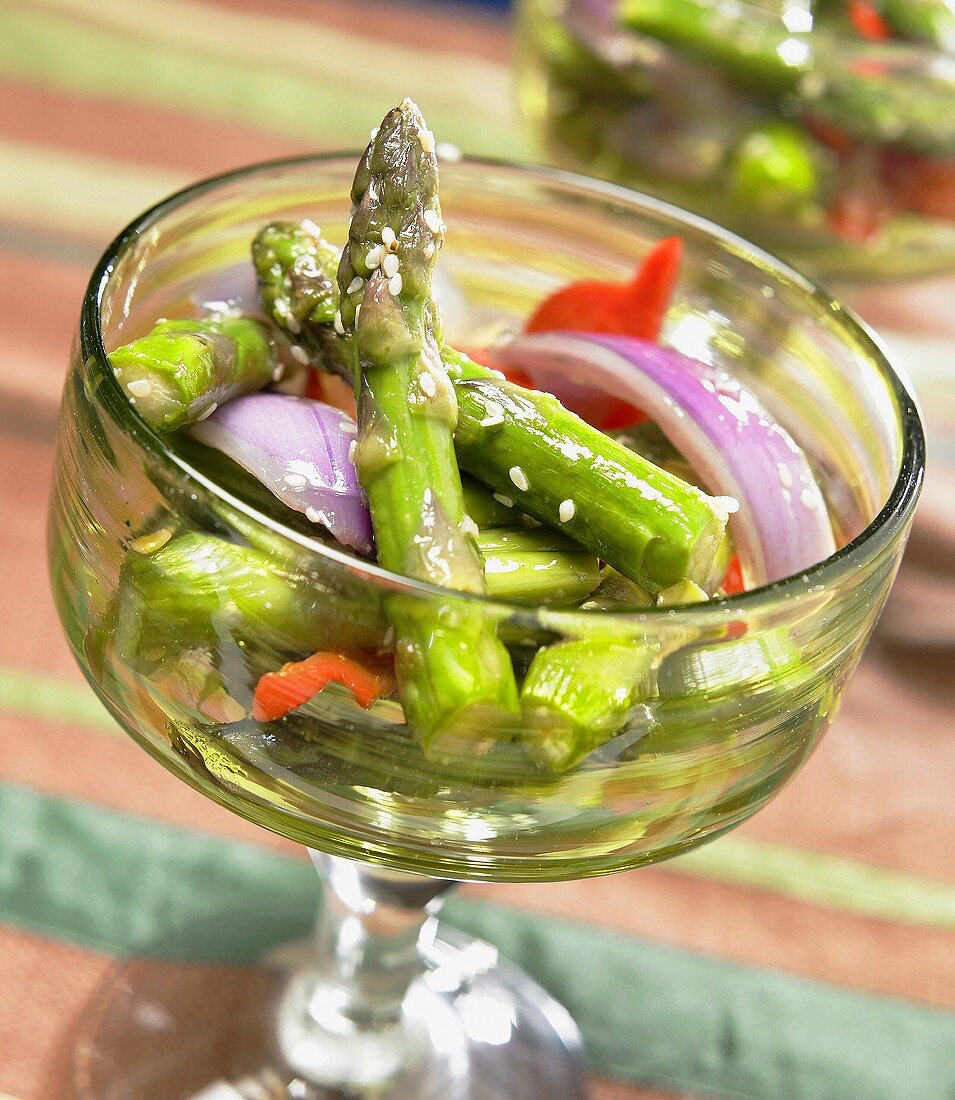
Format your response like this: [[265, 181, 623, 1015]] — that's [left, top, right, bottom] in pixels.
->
[[1, 1, 953, 1097]]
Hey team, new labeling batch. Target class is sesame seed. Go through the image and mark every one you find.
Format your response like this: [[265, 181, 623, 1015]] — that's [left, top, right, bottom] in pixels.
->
[[289, 346, 309, 366], [423, 208, 442, 233], [365, 245, 384, 269], [196, 402, 217, 421], [272, 364, 285, 382], [347, 276, 364, 295], [710, 495, 740, 521], [777, 463, 793, 488], [355, 303, 362, 322], [284, 473, 307, 488], [389, 273, 403, 296], [338, 420, 358, 434], [369, 126, 379, 140], [382, 226, 397, 249], [286, 316, 302, 335], [333, 310, 345, 335], [129, 526, 174, 555], [417, 128, 436, 154], [490, 369, 506, 381], [419, 372, 437, 398], [301, 218, 322, 237], [461, 514, 479, 538], [493, 493, 514, 508], [274, 298, 290, 316], [800, 488, 818, 510], [558, 499, 576, 523], [436, 141, 462, 162], [509, 466, 529, 492], [480, 413, 505, 428], [126, 379, 151, 398], [348, 439, 358, 463], [423, 241, 435, 260], [382, 253, 399, 278]]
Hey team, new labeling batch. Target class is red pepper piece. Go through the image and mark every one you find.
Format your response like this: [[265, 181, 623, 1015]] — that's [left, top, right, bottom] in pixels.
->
[[881, 150, 955, 221], [304, 370, 324, 401], [847, 0, 892, 41], [526, 236, 684, 342], [721, 554, 745, 596], [252, 652, 395, 722]]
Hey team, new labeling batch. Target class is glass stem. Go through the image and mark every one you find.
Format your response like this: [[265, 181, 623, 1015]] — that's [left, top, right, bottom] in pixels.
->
[[276, 851, 457, 1090]]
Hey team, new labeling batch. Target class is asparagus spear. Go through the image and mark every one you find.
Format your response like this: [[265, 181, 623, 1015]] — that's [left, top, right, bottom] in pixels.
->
[[109, 316, 279, 432], [336, 99, 519, 754], [476, 527, 602, 606], [252, 220, 351, 377], [254, 223, 727, 595], [116, 531, 383, 670], [521, 636, 657, 770], [446, 349, 727, 595]]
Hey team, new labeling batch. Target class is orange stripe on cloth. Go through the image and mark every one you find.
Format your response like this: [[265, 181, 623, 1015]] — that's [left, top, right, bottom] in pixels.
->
[[207, 0, 511, 63], [0, 76, 305, 177]]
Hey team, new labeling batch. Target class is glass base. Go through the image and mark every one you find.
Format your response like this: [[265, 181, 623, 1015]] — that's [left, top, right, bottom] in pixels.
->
[[71, 909, 587, 1100]]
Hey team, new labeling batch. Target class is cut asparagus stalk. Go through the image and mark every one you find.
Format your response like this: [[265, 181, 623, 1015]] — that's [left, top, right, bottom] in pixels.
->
[[476, 527, 602, 605], [521, 636, 657, 770], [337, 99, 519, 754], [446, 349, 727, 595], [116, 531, 383, 670], [462, 474, 525, 529], [109, 316, 279, 432]]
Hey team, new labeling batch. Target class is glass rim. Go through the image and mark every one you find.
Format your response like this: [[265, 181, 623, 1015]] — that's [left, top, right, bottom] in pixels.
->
[[79, 151, 925, 621]]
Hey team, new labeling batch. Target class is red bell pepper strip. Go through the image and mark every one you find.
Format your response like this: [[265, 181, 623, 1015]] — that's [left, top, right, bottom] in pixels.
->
[[252, 651, 395, 722], [847, 0, 892, 41], [526, 236, 684, 341], [721, 554, 745, 596], [520, 238, 684, 429]]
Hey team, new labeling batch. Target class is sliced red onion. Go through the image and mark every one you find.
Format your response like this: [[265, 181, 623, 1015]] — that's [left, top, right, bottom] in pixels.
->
[[190, 262, 260, 317], [490, 333, 836, 585], [191, 393, 374, 556]]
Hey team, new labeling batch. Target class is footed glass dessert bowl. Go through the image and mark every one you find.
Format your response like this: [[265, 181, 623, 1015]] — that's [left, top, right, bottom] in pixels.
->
[[49, 154, 923, 1098]]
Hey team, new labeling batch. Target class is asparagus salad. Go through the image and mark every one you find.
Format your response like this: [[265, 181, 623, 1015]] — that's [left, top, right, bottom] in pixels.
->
[[520, 0, 955, 277], [107, 100, 836, 774]]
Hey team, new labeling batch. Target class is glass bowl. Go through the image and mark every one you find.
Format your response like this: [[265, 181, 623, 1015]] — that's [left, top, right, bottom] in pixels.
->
[[50, 155, 922, 884], [48, 155, 923, 1098], [517, 0, 955, 282]]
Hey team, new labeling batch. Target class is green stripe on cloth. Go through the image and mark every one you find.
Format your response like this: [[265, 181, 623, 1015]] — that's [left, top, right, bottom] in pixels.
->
[[0, 1, 524, 159], [0, 782, 952, 1100], [0, 667, 118, 734], [2, 663, 955, 932], [0, 138, 186, 240]]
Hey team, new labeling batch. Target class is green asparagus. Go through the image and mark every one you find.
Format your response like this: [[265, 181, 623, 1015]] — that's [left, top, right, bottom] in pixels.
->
[[476, 527, 602, 605], [109, 316, 279, 432], [446, 349, 727, 594], [521, 636, 657, 770], [115, 531, 382, 670], [252, 220, 350, 376], [337, 99, 519, 753], [873, 0, 955, 53], [254, 222, 727, 595]]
